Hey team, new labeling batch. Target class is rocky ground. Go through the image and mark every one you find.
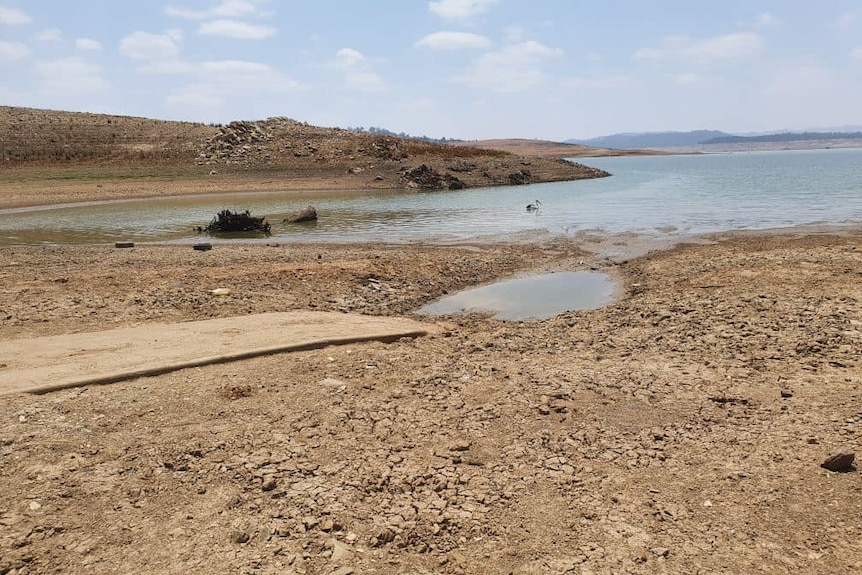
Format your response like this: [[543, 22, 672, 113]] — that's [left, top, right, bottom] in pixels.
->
[[0, 229, 860, 575]]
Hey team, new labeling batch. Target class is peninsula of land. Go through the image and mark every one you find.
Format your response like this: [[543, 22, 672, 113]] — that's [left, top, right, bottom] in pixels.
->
[[0, 106, 617, 209]]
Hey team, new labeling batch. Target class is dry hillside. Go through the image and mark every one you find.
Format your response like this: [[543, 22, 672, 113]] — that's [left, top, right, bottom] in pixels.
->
[[0, 107, 609, 195]]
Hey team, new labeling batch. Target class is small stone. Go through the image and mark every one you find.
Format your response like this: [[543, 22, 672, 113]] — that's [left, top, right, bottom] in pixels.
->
[[29, 500, 42, 511], [821, 450, 855, 472], [330, 540, 353, 563], [302, 516, 319, 529], [449, 440, 471, 452], [780, 389, 793, 398], [261, 478, 277, 492], [231, 531, 250, 544], [651, 547, 670, 558]]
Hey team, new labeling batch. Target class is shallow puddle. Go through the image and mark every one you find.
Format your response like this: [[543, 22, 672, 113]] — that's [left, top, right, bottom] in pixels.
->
[[416, 271, 616, 321]]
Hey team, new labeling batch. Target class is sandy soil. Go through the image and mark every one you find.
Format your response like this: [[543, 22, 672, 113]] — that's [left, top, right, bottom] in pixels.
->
[[1, 223, 860, 574]]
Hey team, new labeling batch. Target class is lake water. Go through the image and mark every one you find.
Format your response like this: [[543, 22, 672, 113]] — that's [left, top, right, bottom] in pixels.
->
[[1, 148, 860, 245]]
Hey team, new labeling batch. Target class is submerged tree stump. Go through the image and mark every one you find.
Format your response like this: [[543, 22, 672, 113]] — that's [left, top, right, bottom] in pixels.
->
[[200, 210, 271, 234]]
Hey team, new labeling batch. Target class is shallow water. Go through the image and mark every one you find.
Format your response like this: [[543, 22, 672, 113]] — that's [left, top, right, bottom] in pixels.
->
[[0, 148, 860, 246], [415, 271, 616, 320]]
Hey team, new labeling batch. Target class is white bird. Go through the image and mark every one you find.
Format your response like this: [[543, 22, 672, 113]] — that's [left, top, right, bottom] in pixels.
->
[[526, 199, 542, 212]]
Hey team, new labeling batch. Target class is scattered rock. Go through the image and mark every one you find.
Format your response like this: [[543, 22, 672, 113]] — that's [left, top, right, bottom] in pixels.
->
[[821, 450, 855, 472], [507, 169, 532, 185], [403, 164, 465, 190], [330, 539, 353, 563]]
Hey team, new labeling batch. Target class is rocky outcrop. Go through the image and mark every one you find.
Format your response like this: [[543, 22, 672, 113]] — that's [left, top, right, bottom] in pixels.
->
[[403, 164, 466, 190], [198, 121, 273, 164], [508, 169, 532, 185]]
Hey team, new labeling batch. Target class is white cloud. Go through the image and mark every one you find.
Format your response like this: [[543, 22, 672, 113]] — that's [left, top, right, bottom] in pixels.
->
[[35, 57, 109, 95], [634, 33, 763, 64], [675, 72, 714, 86], [119, 31, 182, 61], [137, 60, 196, 74], [199, 19, 276, 39], [165, 59, 304, 119], [76, 38, 102, 51], [745, 12, 781, 28], [0, 40, 28, 63], [852, 46, 862, 61], [166, 59, 304, 92], [833, 13, 856, 30], [765, 65, 833, 96], [454, 40, 563, 92], [329, 48, 389, 92], [415, 31, 491, 51], [429, 0, 498, 21], [560, 75, 632, 91], [344, 71, 389, 93], [503, 26, 525, 43], [334, 48, 366, 69], [35, 28, 62, 42], [199, 59, 300, 90], [167, 0, 260, 19], [0, 6, 32, 25]]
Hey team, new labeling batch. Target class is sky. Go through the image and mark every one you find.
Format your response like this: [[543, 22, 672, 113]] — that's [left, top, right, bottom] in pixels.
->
[[1, 0, 861, 140]]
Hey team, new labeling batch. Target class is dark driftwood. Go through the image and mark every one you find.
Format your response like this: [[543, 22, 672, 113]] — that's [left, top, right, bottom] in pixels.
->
[[200, 210, 271, 234]]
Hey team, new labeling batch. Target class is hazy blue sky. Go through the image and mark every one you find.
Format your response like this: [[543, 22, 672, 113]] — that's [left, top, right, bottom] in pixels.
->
[[1, 0, 861, 139]]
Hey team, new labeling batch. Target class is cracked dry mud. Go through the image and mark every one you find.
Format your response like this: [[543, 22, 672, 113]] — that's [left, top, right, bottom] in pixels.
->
[[0, 229, 860, 575]]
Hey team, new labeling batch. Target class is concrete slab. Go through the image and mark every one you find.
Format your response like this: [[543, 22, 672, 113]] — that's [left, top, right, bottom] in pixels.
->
[[0, 311, 433, 395]]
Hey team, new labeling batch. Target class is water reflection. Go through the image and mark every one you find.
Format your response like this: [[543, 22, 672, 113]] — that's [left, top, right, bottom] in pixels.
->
[[416, 271, 616, 320]]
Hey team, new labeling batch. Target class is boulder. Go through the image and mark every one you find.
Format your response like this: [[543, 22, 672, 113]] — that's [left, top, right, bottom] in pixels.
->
[[283, 205, 318, 224], [821, 449, 855, 472]]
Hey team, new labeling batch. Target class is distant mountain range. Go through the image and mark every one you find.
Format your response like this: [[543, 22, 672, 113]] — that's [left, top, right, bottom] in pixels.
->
[[566, 130, 730, 149], [566, 129, 862, 149]]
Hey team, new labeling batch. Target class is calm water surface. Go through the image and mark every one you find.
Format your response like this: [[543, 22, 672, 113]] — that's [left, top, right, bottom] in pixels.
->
[[1, 148, 860, 245], [417, 271, 616, 320]]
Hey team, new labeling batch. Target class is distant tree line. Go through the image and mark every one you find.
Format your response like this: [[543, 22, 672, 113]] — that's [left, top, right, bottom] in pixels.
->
[[348, 126, 459, 144], [701, 132, 862, 145]]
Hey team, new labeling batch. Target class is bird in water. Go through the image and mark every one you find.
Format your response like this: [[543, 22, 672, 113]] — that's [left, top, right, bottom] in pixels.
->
[[526, 199, 542, 212]]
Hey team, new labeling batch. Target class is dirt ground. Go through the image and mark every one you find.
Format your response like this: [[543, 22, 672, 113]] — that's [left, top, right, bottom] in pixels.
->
[[0, 226, 860, 575]]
